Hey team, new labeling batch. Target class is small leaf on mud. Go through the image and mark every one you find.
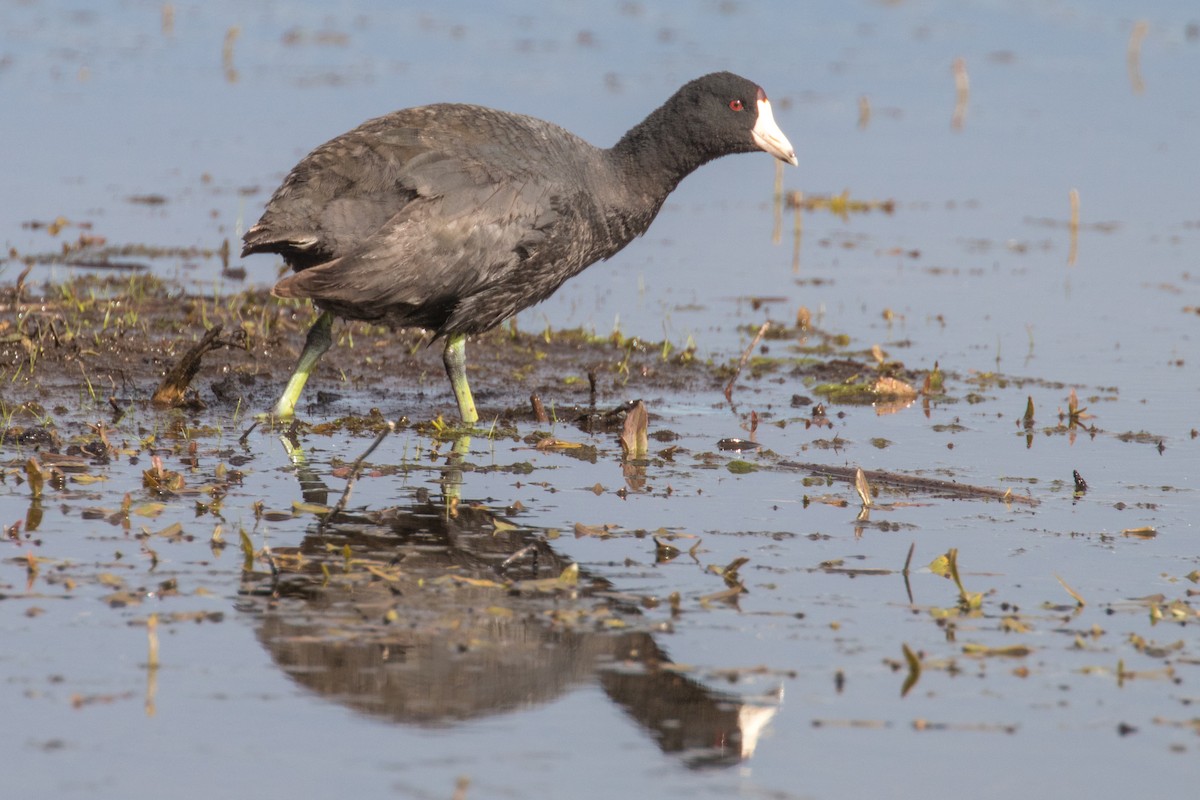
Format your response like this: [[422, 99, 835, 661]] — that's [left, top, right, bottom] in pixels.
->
[[1121, 526, 1157, 538], [873, 376, 916, 399]]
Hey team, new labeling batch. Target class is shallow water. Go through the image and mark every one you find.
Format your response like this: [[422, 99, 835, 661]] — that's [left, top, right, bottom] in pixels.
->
[[3, 2, 1199, 799]]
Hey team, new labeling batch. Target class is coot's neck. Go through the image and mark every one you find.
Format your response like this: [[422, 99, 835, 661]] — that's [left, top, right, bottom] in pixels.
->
[[608, 104, 715, 204]]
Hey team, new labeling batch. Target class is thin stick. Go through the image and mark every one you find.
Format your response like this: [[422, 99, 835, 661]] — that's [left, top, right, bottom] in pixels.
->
[[238, 419, 260, 446], [501, 543, 540, 569], [1127, 21, 1148, 94], [725, 321, 770, 403], [1067, 188, 1080, 266], [778, 459, 1038, 506], [530, 393, 549, 424], [902, 541, 916, 605], [951, 57, 969, 130], [327, 421, 396, 521]]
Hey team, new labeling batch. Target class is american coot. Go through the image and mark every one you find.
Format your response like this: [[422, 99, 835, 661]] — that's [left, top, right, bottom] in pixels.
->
[[243, 71, 797, 424]]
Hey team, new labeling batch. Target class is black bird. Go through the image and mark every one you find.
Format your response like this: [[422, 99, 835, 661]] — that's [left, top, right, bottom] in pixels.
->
[[242, 71, 797, 423]]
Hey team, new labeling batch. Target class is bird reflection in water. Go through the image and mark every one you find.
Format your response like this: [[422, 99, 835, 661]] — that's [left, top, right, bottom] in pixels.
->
[[238, 462, 781, 766]]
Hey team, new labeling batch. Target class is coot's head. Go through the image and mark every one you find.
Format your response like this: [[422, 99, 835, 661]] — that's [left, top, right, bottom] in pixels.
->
[[672, 71, 798, 167]]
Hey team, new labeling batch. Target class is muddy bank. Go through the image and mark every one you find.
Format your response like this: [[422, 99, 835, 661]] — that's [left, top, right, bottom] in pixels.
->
[[0, 273, 909, 437]]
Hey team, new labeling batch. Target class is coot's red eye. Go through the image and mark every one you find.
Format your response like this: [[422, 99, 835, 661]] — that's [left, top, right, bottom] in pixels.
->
[[729, 99, 744, 111]]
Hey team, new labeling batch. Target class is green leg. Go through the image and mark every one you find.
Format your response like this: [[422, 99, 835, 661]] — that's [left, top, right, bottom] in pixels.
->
[[274, 311, 334, 419], [442, 333, 478, 425]]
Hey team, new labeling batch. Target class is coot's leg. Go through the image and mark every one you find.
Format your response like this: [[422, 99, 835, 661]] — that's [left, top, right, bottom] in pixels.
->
[[274, 311, 334, 418], [442, 333, 479, 425]]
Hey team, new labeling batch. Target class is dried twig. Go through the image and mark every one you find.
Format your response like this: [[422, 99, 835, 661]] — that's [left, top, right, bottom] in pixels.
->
[[326, 421, 396, 522], [724, 321, 770, 403], [780, 460, 1038, 506]]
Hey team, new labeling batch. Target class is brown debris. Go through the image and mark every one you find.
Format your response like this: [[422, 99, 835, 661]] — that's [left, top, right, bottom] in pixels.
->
[[151, 325, 227, 409]]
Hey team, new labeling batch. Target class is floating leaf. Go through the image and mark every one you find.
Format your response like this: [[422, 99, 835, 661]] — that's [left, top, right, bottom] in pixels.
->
[[698, 585, 744, 606], [654, 537, 681, 564], [535, 437, 584, 450], [361, 564, 402, 582], [933, 548, 983, 611], [574, 522, 615, 538], [510, 564, 578, 593], [142, 458, 184, 492], [154, 522, 184, 541], [132, 502, 168, 518], [238, 528, 253, 560], [1121, 526, 1157, 539], [619, 400, 649, 459], [25, 458, 45, 499], [963, 643, 1032, 658], [900, 644, 921, 697], [1056, 574, 1086, 606], [854, 467, 873, 507], [557, 563, 579, 586]]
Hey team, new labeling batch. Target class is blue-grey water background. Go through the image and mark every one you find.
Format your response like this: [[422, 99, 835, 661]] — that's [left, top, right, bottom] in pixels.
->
[[2, 2, 1198, 798]]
